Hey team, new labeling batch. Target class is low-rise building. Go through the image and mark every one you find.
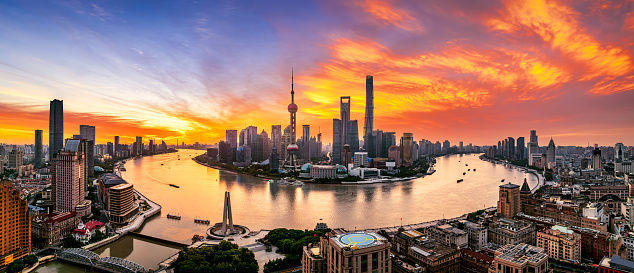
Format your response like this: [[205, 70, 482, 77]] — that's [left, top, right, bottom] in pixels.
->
[[426, 224, 467, 249], [460, 248, 493, 273], [407, 239, 460, 273], [621, 232, 634, 262], [302, 243, 326, 273], [72, 221, 105, 244], [491, 244, 549, 273], [465, 221, 488, 251], [309, 165, 337, 179], [31, 211, 80, 246], [393, 230, 425, 255], [578, 228, 624, 264], [487, 218, 536, 246], [599, 255, 634, 273], [536, 225, 581, 262]]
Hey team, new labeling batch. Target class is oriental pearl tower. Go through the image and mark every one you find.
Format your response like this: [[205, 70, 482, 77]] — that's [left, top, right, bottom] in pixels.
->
[[283, 70, 299, 169]]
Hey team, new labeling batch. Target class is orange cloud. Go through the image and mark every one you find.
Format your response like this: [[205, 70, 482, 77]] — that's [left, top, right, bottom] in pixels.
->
[[357, 0, 423, 32], [497, 0, 634, 93]]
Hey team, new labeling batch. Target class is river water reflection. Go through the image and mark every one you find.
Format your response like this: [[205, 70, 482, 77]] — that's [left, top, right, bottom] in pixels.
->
[[124, 150, 538, 243], [35, 150, 538, 271]]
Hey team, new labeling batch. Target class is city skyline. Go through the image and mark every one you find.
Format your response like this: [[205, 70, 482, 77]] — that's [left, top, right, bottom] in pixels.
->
[[1, 0, 634, 146]]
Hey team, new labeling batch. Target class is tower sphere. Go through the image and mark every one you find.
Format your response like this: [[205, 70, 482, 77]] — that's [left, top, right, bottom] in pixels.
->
[[288, 103, 298, 113], [287, 144, 299, 152]]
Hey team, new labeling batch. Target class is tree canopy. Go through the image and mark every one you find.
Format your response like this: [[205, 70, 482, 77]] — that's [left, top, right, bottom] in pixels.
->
[[173, 241, 258, 273]]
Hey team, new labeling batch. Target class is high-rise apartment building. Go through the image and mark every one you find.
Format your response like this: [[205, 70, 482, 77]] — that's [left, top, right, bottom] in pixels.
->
[[340, 96, 350, 148], [616, 143, 625, 161], [79, 125, 95, 177], [400, 133, 414, 166], [302, 125, 310, 144], [348, 120, 359, 153], [363, 76, 374, 155], [135, 136, 143, 156], [226, 130, 238, 149], [114, 136, 120, 152], [498, 183, 520, 218], [507, 137, 515, 159], [52, 139, 91, 216], [35, 129, 43, 168], [369, 129, 383, 158], [593, 148, 602, 170], [270, 125, 281, 150], [381, 132, 395, 157], [8, 150, 23, 169], [106, 142, 113, 156], [333, 119, 342, 164], [0, 181, 31, 265], [547, 138, 556, 167], [516, 137, 525, 160], [49, 99, 64, 160]]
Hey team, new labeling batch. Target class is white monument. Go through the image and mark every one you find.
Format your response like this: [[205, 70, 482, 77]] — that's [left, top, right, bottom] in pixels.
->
[[221, 191, 235, 235]]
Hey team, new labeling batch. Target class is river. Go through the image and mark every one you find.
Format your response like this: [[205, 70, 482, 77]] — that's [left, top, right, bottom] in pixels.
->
[[35, 149, 538, 271]]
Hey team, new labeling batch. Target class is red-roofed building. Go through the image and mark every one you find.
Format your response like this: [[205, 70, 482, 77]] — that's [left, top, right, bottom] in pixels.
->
[[72, 221, 105, 243], [460, 248, 494, 273], [31, 211, 80, 246]]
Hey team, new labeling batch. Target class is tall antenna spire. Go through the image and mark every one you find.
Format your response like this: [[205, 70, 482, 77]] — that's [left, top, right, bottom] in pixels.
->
[[291, 68, 295, 103]]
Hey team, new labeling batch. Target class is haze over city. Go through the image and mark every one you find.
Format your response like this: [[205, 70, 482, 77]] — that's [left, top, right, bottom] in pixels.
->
[[1, 0, 633, 146]]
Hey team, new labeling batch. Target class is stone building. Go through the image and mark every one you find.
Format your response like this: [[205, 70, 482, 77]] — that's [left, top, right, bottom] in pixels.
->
[[31, 211, 80, 246], [536, 225, 581, 262], [487, 218, 536, 246]]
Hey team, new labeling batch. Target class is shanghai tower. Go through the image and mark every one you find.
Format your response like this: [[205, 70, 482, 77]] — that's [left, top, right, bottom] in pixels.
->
[[363, 75, 374, 154], [49, 99, 64, 160]]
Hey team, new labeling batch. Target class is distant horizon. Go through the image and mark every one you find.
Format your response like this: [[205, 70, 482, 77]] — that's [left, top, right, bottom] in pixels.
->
[[1, 1, 633, 146]]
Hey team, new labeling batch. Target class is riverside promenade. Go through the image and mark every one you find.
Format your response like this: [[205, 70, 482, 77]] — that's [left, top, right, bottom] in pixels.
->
[[116, 189, 162, 234], [361, 208, 494, 235]]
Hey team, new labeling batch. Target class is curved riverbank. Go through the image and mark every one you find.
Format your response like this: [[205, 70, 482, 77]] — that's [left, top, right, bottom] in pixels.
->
[[192, 156, 427, 185], [479, 156, 545, 193]]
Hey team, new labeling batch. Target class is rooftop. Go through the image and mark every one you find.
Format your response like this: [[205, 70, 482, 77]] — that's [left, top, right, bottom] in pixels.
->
[[460, 248, 494, 263], [101, 173, 127, 186], [600, 255, 634, 272], [332, 232, 387, 250], [496, 244, 548, 266], [500, 183, 520, 189], [410, 240, 458, 260]]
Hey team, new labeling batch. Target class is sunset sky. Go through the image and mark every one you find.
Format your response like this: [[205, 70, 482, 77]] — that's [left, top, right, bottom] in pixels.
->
[[1, 0, 633, 146]]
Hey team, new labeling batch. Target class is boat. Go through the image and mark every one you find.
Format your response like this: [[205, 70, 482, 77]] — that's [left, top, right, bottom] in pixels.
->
[[194, 219, 210, 224], [468, 169, 470, 171], [161, 163, 164, 165], [463, 172, 466, 175], [473, 169, 476, 171], [167, 214, 181, 220], [169, 184, 180, 188], [465, 164, 468, 166], [501, 179, 505, 182], [457, 179, 464, 183]]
